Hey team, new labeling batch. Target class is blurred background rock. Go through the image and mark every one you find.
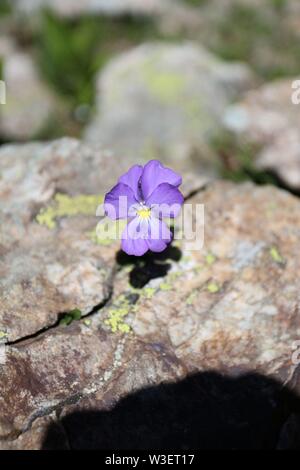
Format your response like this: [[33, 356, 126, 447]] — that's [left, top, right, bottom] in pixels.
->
[[0, 0, 299, 187]]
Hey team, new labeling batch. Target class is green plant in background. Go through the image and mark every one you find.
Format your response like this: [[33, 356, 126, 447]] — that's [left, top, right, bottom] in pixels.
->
[[36, 11, 108, 107], [213, 132, 278, 186], [269, 0, 286, 11], [0, 0, 11, 17], [183, 0, 208, 6], [207, 3, 300, 80], [215, 6, 272, 60], [35, 10, 161, 110]]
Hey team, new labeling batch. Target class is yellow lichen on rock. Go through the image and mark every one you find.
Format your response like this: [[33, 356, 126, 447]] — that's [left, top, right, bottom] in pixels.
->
[[90, 219, 127, 246], [142, 59, 185, 104], [105, 294, 135, 334], [36, 193, 103, 229]]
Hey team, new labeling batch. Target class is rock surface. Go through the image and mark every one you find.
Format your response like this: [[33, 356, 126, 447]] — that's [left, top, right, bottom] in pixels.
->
[[0, 137, 206, 343], [85, 42, 254, 175], [224, 79, 300, 191], [1, 138, 300, 449], [0, 37, 60, 141]]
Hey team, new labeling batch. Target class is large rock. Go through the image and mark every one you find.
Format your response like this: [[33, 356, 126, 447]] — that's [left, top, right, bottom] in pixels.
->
[[85, 42, 254, 175], [0, 137, 205, 342], [0, 37, 60, 141], [224, 79, 300, 191], [1, 138, 300, 449]]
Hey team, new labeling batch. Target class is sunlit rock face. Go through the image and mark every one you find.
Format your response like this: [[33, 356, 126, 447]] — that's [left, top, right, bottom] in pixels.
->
[[1, 138, 300, 449], [84, 42, 255, 176], [0, 137, 204, 343]]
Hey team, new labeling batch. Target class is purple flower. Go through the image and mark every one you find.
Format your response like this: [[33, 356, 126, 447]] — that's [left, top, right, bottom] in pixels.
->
[[104, 160, 184, 256]]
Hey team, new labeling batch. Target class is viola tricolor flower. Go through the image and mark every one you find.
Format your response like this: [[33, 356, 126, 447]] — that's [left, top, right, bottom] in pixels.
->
[[104, 160, 184, 256]]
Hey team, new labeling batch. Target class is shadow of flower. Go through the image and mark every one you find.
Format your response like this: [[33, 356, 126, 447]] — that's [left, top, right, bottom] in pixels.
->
[[116, 244, 182, 288]]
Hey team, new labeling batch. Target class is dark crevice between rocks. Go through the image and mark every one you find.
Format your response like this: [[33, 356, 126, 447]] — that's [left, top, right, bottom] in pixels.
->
[[183, 182, 210, 201], [6, 269, 117, 348], [212, 131, 300, 199], [263, 171, 300, 199]]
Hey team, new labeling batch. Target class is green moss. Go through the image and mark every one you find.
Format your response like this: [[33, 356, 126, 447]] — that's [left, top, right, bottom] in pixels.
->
[[207, 282, 220, 294], [36, 193, 103, 229], [270, 246, 284, 264], [0, 331, 7, 340], [59, 308, 82, 326]]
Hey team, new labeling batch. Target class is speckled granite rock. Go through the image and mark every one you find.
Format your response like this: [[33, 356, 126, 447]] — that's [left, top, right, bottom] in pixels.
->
[[85, 42, 254, 174], [224, 79, 300, 191], [1, 138, 300, 449], [0, 37, 60, 141]]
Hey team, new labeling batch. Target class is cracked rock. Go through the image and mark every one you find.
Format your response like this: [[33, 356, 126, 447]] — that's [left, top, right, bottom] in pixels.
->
[[0, 138, 205, 343], [1, 138, 300, 448]]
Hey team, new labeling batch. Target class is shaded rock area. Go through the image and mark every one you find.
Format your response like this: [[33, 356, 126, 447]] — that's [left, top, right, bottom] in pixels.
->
[[85, 42, 254, 174], [1, 139, 300, 449], [0, 37, 61, 141], [224, 79, 300, 192]]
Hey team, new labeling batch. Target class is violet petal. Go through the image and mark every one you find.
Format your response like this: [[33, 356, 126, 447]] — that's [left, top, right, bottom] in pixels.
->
[[118, 164, 143, 201], [141, 160, 182, 200], [146, 183, 184, 218], [104, 182, 137, 220], [121, 219, 149, 256]]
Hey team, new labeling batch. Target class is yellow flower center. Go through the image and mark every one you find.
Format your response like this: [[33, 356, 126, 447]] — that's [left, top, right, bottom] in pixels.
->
[[137, 207, 151, 220]]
